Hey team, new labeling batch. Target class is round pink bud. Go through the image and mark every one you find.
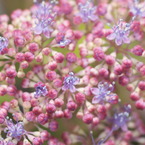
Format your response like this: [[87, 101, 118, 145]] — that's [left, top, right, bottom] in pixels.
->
[[6, 69, 17, 79], [46, 71, 57, 81], [24, 52, 34, 62], [93, 47, 105, 61], [15, 53, 25, 62], [10, 99, 18, 108], [64, 109, 72, 119], [138, 81, 145, 91], [122, 59, 132, 70], [46, 104, 56, 113], [99, 68, 109, 77], [105, 55, 115, 65], [33, 106, 42, 115], [53, 53, 65, 63], [140, 65, 145, 76], [66, 53, 77, 63], [25, 111, 36, 122], [75, 93, 86, 104], [73, 16, 82, 25], [37, 113, 48, 125], [0, 87, 7, 96], [48, 89, 57, 99], [42, 47, 51, 56], [49, 121, 58, 132], [14, 36, 25, 47], [132, 45, 144, 56], [40, 131, 50, 141], [53, 79, 63, 88], [0, 116, 5, 124], [119, 75, 129, 86], [54, 98, 64, 107], [28, 43, 39, 53], [83, 113, 93, 124], [67, 101, 77, 111], [79, 47, 88, 57], [32, 137, 43, 145], [135, 99, 145, 110], [97, 105, 106, 113], [97, 3, 107, 16], [22, 92, 31, 102], [20, 61, 29, 69], [114, 65, 123, 75], [92, 117, 100, 126], [7, 86, 17, 96], [55, 110, 64, 118], [130, 92, 140, 101], [48, 61, 57, 70]]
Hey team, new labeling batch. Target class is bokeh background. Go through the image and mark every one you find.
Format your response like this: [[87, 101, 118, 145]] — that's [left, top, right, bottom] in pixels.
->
[[0, 0, 33, 15]]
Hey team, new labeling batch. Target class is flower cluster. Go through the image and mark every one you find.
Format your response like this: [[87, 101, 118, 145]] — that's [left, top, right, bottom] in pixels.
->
[[0, 0, 145, 144]]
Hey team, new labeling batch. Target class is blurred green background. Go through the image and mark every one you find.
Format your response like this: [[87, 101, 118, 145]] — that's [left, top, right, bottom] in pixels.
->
[[0, 0, 33, 15]]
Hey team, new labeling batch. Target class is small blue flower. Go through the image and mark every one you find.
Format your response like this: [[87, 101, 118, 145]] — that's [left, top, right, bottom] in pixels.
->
[[107, 19, 131, 46], [5, 119, 26, 140], [91, 82, 116, 104], [77, 1, 97, 23], [34, 82, 48, 98], [0, 36, 8, 53], [62, 72, 79, 92], [33, 2, 56, 38]]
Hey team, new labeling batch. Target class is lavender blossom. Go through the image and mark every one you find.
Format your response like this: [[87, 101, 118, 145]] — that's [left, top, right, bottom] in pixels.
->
[[0, 36, 8, 53], [130, 1, 145, 18], [107, 19, 131, 45], [34, 82, 48, 98], [62, 72, 79, 92], [91, 82, 117, 104], [5, 119, 26, 140], [98, 105, 131, 145], [77, 1, 97, 23], [33, 2, 56, 38]]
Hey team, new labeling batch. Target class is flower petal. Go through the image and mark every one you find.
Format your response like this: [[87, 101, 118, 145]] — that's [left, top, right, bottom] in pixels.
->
[[91, 88, 99, 95], [107, 33, 116, 40]]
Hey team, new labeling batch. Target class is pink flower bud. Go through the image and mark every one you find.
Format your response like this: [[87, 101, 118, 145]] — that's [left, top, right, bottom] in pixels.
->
[[119, 75, 129, 86], [105, 55, 115, 65], [48, 61, 57, 70], [75, 93, 86, 104], [48, 89, 58, 99], [25, 111, 36, 122], [40, 131, 50, 141], [46, 104, 56, 113], [67, 101, 77, 111], [28, 43, 39, 53], [6, 68, 17, 79], [42, 47, 51, 56], [135, 99, 145, 110], [83, 113, 93, 124], [32, 137, 43, 145], [99, 68, 109, 77], [54, 98, 64, 107], [37, 113, 48, 125], [46, 71, 57, 81], [66, 53, 77, 63], [93, 47, 105, 61], [49, 121, 58, 132], [20, 61, 29, 69], [130, 92, 140, 101], [64, 109, 72, 119], [138, 81, 145, 91], [53, 53, 65, 63], [122, 59, 132, 70], [15, 52, 25, 62], [114, 65, 123, 75], [24, 52, 34, 62], [33, 106, 42, 115], [53, 79, 63, 88]]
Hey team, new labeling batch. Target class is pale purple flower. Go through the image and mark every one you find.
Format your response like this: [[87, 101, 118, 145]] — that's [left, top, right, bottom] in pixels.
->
[[0, 139, 14, 145], [62, 72, 79, 92], [5, 119, 26, 140], [107, 20, 131, 46], [77, 1, 98, 23], [91, 82, 116, 104], [0, 36, 8, 52], [33, 2, 56, 38], [130, 1, 145, 18], [34, 82, 48, 98]]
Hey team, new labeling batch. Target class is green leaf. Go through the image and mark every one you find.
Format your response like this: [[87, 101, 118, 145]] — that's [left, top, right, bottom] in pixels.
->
[[43, 37, 55, 47]]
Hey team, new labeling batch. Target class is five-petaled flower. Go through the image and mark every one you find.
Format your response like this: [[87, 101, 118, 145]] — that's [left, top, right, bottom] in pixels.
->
[[62, 72, 79, 92], [5, 119, 26, 140], [91, 82, 117, 104], [34, 82, 48, 98], [33, 2, 56, 38], [107, 19, 131, 46], [77, 1, 97, 23]]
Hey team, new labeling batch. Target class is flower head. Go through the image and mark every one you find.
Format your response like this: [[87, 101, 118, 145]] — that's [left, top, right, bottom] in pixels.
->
[[5, 119, 26, 140], [107, 19, 131, 45], [34, 82, 48, 98], [62, 72, 79, 92], [33, 2, 56, 38], [0, 36, 8, 54], [91, 82, 117, 104], [77, 1, 97, 23]]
